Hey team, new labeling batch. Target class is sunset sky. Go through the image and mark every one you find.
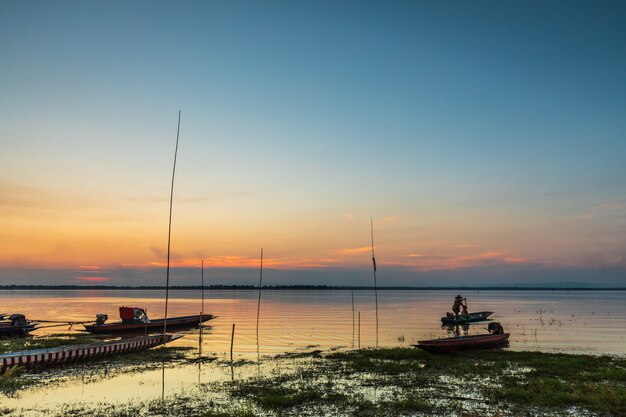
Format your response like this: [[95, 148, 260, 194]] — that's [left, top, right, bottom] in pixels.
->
[[1, 1, 625, 286]]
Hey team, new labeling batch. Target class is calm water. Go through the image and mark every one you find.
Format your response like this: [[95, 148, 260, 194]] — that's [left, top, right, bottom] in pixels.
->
[[1, 289, 625, 414], [2, 288, 625, 355]]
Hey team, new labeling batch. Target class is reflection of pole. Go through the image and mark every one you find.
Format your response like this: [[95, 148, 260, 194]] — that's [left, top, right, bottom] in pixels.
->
[[351, 288, 355, 348], [358, 311, 361, 350], [256, 248, 263, 350], [161, 362, 165, 400], [370, 217, 379, 348], [230, 323, 236, 364]]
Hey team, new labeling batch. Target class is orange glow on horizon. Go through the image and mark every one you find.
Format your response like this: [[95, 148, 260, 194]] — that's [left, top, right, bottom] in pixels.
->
[[75, 276, 111, 282]]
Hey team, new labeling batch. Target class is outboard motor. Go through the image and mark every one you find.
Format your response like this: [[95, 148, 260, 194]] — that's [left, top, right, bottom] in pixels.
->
[[488, 322, 504, 335], [9, 314, 27, 327], [95, 313, 108, 325]]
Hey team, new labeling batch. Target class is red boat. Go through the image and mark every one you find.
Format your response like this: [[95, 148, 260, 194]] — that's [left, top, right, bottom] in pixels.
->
[[83, 307, 215, 334], [413, 332, 509, 353], [1, 334, 183, 368]]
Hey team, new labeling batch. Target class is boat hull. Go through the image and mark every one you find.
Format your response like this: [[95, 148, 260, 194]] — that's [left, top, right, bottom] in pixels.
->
[[414, 333, 509, 353], [0, 334, 183, 369], [83, 314, 215, 334], [441, 311, 493, 325], [0, 323, 37, 337]]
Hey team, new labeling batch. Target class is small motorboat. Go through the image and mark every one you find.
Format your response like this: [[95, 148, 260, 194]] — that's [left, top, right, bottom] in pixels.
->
[[414, 322, 509, 353], [83, 307, 215, 334], [441, 311, 493, 325], [0, 333, 183, 368], [0, 314, 38, 337]]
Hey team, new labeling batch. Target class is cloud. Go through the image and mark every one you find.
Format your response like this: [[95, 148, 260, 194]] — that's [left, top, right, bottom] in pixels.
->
[[2, 263, 625, 287], [147, 255, 337, 270], [75, 276, 111, 282], [393, 251, 530, 271], [337, 246, 371, 255], [378, 216, 400, 224], [450, 243, 478, 249], [571, 201, 624, 221]]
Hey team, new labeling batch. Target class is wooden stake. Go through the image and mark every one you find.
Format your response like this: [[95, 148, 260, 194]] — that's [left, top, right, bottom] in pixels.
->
[[351, 288, 355, 348], [370, 217, 379, 348], [358, 311, 361, 350], [199, 260, 204, 357], [230, 323, 236, 363]]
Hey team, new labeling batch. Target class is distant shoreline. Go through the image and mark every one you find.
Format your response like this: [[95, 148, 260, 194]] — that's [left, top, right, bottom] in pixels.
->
[[0, 285, 624, 291]]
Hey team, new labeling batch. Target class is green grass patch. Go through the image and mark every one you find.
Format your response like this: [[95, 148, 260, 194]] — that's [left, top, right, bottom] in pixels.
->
[[0, 333, 100, 354], [233, 384, 324, 409]]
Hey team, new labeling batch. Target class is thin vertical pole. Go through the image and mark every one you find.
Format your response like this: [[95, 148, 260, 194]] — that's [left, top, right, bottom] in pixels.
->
[[230, 323, 236, 363], [163, 110, 181, 336], [351, 288, 355, 348], [199, 259, 204, 357], [201, 260, 205, 314], [256, 248, 263, 343], [370, 217, 379, 348], [358, 311, 361, 350]]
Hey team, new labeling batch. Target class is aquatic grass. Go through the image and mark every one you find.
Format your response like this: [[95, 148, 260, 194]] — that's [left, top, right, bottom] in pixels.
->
[[0, 365, 38, 395], [56, 398, 257, 417], [0, 333, 100, 354], [7, 346, 626, 416]]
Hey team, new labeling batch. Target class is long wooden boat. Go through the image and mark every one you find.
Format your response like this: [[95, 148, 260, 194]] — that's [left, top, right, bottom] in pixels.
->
[[440, 311, 493, 325], [413, 333, 509, 353], [0, 322, 37, 337], [0, 334, 183, 368], [83, 314, 215, 334]]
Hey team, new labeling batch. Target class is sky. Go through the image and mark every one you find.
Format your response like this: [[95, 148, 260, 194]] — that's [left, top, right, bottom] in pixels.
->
[[1, 1, 625, 287]]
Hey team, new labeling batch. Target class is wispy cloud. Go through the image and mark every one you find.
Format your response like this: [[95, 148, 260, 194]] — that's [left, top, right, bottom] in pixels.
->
[[337, 246, 372, 255], [394, 251, 530, 271], [147, 255, 337, 270], [379, 216, 400, 224], [571, 201, 624, 221], [450, 243, 479, 249], [75, 276, 111, 282]]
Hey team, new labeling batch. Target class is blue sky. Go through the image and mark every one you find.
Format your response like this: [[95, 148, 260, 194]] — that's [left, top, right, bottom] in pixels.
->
[[0, 1, 625, 286]]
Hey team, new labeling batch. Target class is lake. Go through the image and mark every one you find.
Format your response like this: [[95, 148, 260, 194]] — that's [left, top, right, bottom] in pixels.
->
[[1, 289, 624, 414]]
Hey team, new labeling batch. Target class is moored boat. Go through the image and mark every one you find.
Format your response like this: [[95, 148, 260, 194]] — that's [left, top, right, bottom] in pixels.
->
[[441, 311, 493, 325], [83, 307, 215, 334], [0, 314, 38, 337], [414, 332, 509, 353], [0, 334, 183, 368]]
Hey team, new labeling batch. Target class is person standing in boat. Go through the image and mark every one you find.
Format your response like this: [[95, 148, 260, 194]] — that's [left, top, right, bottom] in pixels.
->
[[461, 303, 470, 319], [452, 295, 466, 320]]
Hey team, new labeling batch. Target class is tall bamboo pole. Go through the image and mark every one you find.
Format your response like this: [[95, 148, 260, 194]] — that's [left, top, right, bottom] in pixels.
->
[[163, 110, 181, 336], [370, 217, 379, 348]]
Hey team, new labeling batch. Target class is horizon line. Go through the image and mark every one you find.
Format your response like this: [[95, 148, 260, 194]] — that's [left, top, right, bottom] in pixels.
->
[[0, 284, 625, 291]]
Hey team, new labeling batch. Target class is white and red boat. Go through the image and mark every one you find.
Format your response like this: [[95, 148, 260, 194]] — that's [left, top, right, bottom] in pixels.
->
[[0, 333, 183, 368]]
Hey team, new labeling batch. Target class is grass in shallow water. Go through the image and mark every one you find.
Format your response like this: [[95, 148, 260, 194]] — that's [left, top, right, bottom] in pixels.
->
[[3, 345, 626, 416]]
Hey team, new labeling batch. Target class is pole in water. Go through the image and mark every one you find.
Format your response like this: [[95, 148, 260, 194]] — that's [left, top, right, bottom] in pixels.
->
[[351, 288, 355, 348], [370, 217, 379, 348], [256, 248, 263, 344], [163, 110, 181, 336], [358, 311, 361, 350], [230, 323, 236, 364], [199, 259, 204, 357]]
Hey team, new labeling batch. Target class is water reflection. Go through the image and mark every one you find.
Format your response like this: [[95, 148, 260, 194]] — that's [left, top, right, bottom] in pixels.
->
[[1, 288, 625, 415]]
